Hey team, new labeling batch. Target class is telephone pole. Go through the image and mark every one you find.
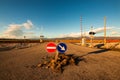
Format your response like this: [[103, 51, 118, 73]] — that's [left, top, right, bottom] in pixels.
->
[[104, 16, 106, 44], [80, 16, 86, 46], [80, 16, 83, 38]]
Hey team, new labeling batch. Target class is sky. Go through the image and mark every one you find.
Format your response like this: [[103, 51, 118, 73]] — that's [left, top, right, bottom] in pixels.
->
[[0, 0, 120, 38]]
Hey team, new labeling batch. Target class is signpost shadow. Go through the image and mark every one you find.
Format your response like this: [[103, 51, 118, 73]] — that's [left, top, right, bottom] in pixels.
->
[[79, 49, 110, 58]]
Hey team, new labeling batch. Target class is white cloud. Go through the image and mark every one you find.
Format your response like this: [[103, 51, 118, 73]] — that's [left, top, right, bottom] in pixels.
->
[[1, 20, 34, 38], [3, 24, 23, 38], [93, 27, 112, 33], [25, 32, 35, 34], [22, 20, 33, 29], [59, 32, 80, 38], [111, 31, 119, 35], [59, 27, 113, 38]]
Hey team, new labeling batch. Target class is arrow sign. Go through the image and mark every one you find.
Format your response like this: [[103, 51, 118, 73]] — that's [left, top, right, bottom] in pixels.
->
[[58, 45, 65, 50], [46, 42, 56, 53], [57, 43, 67, 53]]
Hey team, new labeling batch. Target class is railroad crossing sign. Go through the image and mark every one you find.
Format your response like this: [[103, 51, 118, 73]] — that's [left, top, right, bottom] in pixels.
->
[[46, 42, 56, 53], [57, 43, 67, 53]]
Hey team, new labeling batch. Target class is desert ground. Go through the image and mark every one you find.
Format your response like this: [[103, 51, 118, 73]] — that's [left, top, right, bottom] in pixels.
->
[[0, 42, 120, 80]]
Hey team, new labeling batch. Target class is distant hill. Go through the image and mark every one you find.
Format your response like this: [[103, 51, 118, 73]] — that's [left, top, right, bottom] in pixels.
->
[[55, 36, 120, 40], [0, 36, 119, 40]]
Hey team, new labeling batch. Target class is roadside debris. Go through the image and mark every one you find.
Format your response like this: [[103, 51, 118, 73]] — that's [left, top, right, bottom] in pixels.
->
[[36, 54, 84, 73]]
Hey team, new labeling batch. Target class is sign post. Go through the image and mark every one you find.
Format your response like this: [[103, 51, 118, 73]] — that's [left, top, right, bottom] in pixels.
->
[[55, 50, 59, 62], [89, 26, 96, 47], [46, 42, 67, 62]]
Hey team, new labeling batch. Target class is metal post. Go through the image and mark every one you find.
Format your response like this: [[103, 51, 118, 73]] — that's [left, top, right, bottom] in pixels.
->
[[24, 36, 26, 46], [40, 26, 43, 43], [89, 26, 94, 47], [90, 35, 93, 47]]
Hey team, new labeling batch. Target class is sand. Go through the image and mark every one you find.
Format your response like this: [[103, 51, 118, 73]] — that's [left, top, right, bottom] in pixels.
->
[[0, 42, 120, 80]]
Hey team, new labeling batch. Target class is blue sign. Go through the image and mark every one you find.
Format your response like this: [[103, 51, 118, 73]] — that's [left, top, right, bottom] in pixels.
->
[[57, 43, 67, 53]]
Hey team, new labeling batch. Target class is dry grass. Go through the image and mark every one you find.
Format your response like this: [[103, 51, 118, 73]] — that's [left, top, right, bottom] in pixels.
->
[[93, 43, 120, 52]]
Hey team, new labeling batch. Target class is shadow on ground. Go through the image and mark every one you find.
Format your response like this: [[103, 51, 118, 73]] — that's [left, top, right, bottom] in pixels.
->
[[88, 49, 110, 54], [80, 49, 110, 57], [94, 43, 104, 48], [65, 54, 85, 65], [0, 46, 16, 52]]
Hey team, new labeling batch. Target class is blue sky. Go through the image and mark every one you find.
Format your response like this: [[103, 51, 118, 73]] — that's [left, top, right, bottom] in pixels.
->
[[0, 0, 120, 38]]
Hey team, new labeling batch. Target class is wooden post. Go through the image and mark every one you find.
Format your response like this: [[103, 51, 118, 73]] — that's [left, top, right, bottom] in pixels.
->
[[55, 40, 59, 62], [55, 51, 59, 62], [104, 16, 106, 44], [80, 16, 83, 38]]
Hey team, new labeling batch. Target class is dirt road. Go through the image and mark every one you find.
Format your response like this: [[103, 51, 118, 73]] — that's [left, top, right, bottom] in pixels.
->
[[0, 42, 120, 80]]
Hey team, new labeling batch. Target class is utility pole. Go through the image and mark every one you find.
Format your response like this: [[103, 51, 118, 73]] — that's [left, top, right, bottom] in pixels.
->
[[104, 16, 106, 44], [80, 16, 83, 38], [80, 16, 86, 46]]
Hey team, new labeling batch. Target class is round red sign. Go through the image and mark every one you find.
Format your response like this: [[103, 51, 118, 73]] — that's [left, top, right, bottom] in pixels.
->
[[46, 42, 56, 53]]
